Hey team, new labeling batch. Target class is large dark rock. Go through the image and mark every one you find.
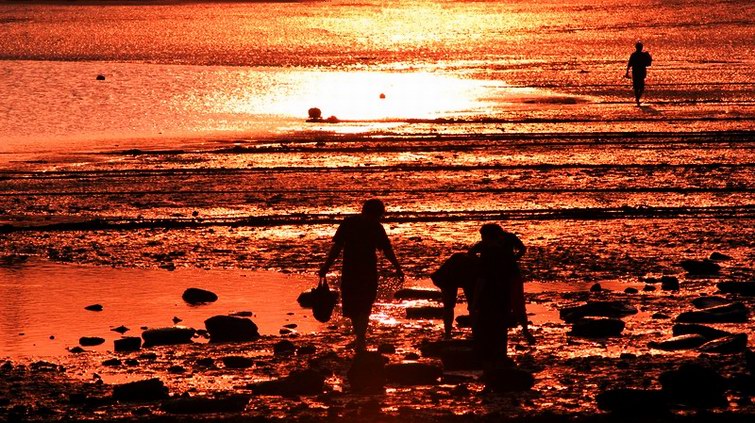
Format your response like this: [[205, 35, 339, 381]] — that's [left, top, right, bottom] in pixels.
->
[[347, 351, 387, 392], [481, 367, 535, 392], [79, 337, 105, 347], [221, 356, 254, 369], [648, 334, 708, 351], [672, 323, 732, 340], [204, 315, 259, 343], [181, 288, 218, 304], [698, 334, 748, 354], [680, 259, 720, 275], [406, 306, 445, 319], [161, 395, 249, 414], [596, 389, 669, 415], [114, 336, 141, 352], [659, 363, 727, 408], [675, 302, 749, 323], [717, 282, 755, 297], [384, 362, 443, 385], [692, 296, 731, 309], [559, 301, 637, 323], [250, 368, 325, 396], [568, 317, 625, 338], [273, 340, 296, 356], [112, 378, 169, 402], [393, 288, 443, 301], [141, 327, 195, 347]]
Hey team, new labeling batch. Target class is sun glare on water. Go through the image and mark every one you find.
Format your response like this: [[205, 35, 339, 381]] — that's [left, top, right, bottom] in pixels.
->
[[222, 70, 496, 121]]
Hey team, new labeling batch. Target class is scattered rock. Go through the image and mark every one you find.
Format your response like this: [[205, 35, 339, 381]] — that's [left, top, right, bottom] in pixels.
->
[[675, 302, 749, 323], [661, 276, 679, 291], [111, 325, 129, 334], [624, 287, 638, 294], [297, 344, 317, 355], [182, 288, 218, 305], [404, 352, 420, 361], [651, 312, 670, 319], [347, 351, 387, 392], [717, 282, 755, 296], [113, 378, 169, 402], [283, 323, 298, 329], [643, 284, 656, 292], [221, 356, 254, 369], [96, 74, 106, 81], [250, 368, 325, 396], [590, 283, 602, 292], [393, 288, 443, 301], [672, 324, 729, 342], [172, 316, 182, 324], [568, 317, 625, 338], [141, 327, 195, 347], [204, 315, 259, 343], [167, 365, 186, 374], [69, 346, 85, 354], [114, 337, 142, 352], [596, 389, 669, 415], [648, 334, 708, 351], [273, 340, 296, 356], [377, 343, 396, 354], [102, 358, 122, 367], [680, 259, 720, 275], [79, 337, 105, 347], [195, 358, 215, 368], [659, 363, 727, 408], [481, 367, 535, 392], [161, 395, 250, 414], [559, 301, 637, 322], [692, 296, 731, 309], [406, 306, 445, 319], [84, 304, 103, 312], [698, 334, 748, 354], [709, 252, 732, 261], [384, 362, 443, 385]]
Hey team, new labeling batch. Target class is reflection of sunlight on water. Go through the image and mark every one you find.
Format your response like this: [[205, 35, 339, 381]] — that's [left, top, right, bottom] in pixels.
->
[[220, 71, 497, 120]]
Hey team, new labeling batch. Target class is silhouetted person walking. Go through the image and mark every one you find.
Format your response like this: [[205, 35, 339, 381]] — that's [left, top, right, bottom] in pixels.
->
[[625, 41, 652, 106], [320, 199, 404, 352]]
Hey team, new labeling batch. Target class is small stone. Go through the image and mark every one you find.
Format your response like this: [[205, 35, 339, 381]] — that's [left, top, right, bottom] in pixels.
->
[[652, 313, 670, 319], [624, 287, 638, 294], [590, 283, 602, 292], [649, 334, 708, 351], [69, 346, 85, 354], [569, 317, 625, 338], [661, 276, 680, 291], [102, 358, 122, 367], [111, 325, 129, 334], [709, 252, 732, 261], [112, 378, 169, 402], [96, 74, 106, 81], [221, 356, 253, 369], [643, 284, 656, 292], [84, 304, 103, 312], [680, 259, 720, 275], [283, 323, 298, 329], [273, 340, 296, 356], [377, 343, 396, 354], [698, 334, 748, 354], [79, 337, 105, 347], [182, 288, 218, 305], [141, 327, 195, 347], [167, 365, 186, 374]]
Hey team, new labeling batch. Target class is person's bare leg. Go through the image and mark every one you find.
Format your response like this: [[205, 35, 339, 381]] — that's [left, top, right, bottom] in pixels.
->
[[352, 313, 369, 351]]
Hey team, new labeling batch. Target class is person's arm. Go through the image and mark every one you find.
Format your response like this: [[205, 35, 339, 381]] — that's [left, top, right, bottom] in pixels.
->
[[625, 55, 632, 78], [319, 241, 343, 277], [510, 234, 526, 259], [383, 242, 404, 280], [511, 276, 535, 344]]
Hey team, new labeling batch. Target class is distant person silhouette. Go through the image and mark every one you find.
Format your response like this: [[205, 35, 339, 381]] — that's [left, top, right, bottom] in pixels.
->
[[319, 199, 404, 352], [469, 223, 533, 367], [625, 41, 653, 106]]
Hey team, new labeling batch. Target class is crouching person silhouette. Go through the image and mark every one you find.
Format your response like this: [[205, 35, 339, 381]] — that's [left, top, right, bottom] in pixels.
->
[[469, 223, 533, 368], [319, 199, 404, 352]]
